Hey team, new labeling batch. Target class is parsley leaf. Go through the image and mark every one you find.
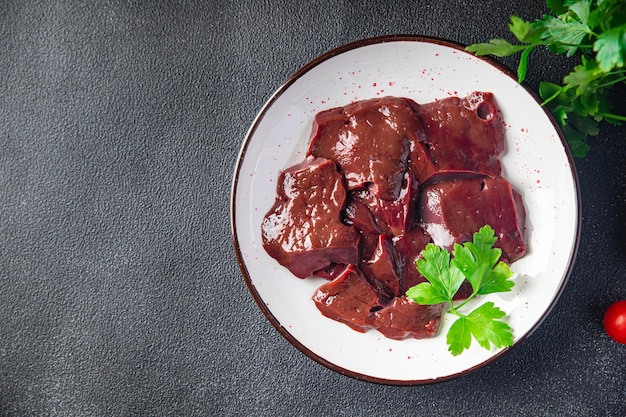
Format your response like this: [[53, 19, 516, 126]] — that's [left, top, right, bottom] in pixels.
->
[[509, 15, 544, 44], [407, 244, 465, 305], [465, 0, 626, 157], [540, 15, 592, 56], [406, 225, 516, 356], [569, 0, 592, 26], [447, 302, 514, 355], [546, 0, 567, 15], [465, 38, 529, 57], [594, 25, 626, 71], [452, 225, 514, 295]]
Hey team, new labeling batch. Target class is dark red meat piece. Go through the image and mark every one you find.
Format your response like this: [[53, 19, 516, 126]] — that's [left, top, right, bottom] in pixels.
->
[[343, 193, 384, 260], [307, 96, 425, 200], [261, 156, 360, 278], [360, 234, 402, 299], [312, 263, 349, 280], [412, 92, 504, 183], [419, 176, 526, 262], [312, 264, 381, 333], [392, 225, 432, 293], [374, 296, 444, 340], [349, 170, 418, 238]]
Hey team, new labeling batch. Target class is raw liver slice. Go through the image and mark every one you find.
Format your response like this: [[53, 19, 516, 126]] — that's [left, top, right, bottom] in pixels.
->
[[392, 225, 432, 293], [312, 264, 380, 333], [360, 234, 402, 299], [307, 96, 424, 200], [413, 92, 504, 183], [342, 192, 385, 260], [349, 170, 419, 238], [374, 296, 444, 340], [261, 156, 360, 278], [419, 175, 526, 262], [313, 265, 445, 339]]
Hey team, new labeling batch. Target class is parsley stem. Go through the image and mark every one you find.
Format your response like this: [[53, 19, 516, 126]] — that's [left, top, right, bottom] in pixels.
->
[[595, 75, 626, 90], [599, 112, 626, 122], [540, 85, 567, 106], [450, 292, 478, 312], [448, 306, 464, 317], [602, 69, 626, 77]]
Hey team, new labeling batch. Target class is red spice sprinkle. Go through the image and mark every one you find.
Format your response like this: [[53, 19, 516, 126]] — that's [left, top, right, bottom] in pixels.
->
[[372, 82, 377, 87], [388, 81, 395, 86]]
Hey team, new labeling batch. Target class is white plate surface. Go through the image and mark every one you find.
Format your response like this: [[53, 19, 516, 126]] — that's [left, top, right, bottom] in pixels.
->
[[231, 35, 580, 384]]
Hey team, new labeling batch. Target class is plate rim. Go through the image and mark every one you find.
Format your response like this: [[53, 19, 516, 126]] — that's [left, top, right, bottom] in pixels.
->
[[230, 34, 582, 385]]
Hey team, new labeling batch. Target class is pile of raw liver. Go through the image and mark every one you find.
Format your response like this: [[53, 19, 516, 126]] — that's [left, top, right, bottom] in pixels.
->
[[261, 92, 526, 340]]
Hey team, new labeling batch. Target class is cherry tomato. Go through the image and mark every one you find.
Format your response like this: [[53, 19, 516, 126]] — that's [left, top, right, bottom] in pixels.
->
[[603, 300, 626, 344]]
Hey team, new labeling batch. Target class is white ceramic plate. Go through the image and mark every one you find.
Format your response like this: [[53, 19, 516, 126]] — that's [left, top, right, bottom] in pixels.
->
[[231, 35, 580, 385]]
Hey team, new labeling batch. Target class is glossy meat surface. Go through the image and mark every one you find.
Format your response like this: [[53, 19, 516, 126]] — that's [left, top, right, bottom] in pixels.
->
[[312, 264, 380, 333], [349, 170, 419, 238], [374, 296, 444, 340], [392, 225, 431, 293], [313, 265, 444, 339], [419, 175, 526, 262], [361, 233, 402, 298], [262, 93, 527, 340], [413, 92, 504, 183], [261, 156, 360, 278], [307, 96, 424, 200]]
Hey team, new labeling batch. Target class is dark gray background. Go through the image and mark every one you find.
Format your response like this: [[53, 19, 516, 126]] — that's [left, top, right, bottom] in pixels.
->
[[1, 1, 625, 416]]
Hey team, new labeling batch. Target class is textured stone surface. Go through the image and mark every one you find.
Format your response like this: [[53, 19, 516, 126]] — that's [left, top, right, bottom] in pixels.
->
[[0, 0, 625, 415]]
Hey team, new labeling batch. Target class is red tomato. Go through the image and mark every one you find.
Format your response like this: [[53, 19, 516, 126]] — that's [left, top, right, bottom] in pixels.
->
[[603, 300, 626, 344]]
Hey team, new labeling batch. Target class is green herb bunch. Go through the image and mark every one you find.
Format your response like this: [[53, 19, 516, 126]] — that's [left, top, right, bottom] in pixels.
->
[[466, 0, 626, 157], [406, 226, 516, 356]]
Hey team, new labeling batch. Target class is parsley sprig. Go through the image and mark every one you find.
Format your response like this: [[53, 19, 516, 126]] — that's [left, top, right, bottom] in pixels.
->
[[406, 226, 515, 356], [466, 0, 626, 157]]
